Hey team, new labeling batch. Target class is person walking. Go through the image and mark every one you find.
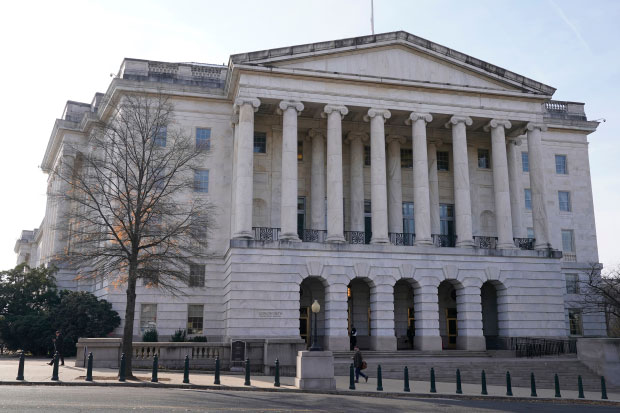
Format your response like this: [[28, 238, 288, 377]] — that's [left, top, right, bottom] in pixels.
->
[[47, 330, 65, 366], [349, 327, 357, 351], [352, 346, 367, 383]]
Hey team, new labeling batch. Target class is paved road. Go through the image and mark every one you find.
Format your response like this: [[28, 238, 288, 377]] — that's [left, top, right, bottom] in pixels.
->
[[0, 386, 617, 412]]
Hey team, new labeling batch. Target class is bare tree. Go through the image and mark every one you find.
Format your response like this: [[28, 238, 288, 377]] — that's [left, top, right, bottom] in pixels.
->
[[52, 92, 214, 377]]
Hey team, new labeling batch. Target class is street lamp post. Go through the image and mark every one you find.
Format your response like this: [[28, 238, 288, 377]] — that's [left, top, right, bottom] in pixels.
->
[[309, 299, 322, 351]]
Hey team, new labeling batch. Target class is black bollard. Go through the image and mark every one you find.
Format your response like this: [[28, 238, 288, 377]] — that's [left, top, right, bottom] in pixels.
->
[[554, 373, 561, 398], [403, 366, 410, 392], [183, 355, 190, 384], [214, 356, 220, 385], [601, 376, 608, 400], [506, 371, 513, 396], [51, 352, 59, 381], [481, 370, 488, 395], [244, 358, 251, 386], [430, 367, 436, 393], [151, 354, 158, 383], [377, 365, 383, 391], [86, 352, 93, 382], [530, 372, 537, 397], [349, 363, 355, 390], [578, 375, 584, 399], [456, 368, 462, 394], [16, 352, 25, 381], [119, 353, 126, 382], [274, 359, 280, 387]]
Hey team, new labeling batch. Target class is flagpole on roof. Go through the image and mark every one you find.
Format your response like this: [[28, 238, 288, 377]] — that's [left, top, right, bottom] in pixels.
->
[[371, 0, 375, 35]]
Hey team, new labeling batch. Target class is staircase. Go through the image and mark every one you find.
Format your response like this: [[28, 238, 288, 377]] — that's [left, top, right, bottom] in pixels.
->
[[333, 351, 617, 392]]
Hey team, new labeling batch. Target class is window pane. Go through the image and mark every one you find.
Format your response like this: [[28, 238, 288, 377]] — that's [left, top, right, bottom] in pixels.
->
[[187, 304, 204, 334], [561, 230, 574, 252], [437, 151, 449, 171], [253, 132, 267, 153], [565, 274, 579, 294], [569, 309, 583, 336], [558, 191, 571, 212], [402, 202, 414, 234], [193, 170, 209, 193], [555, 155, 567, 174], [364, 146, 371, 166], [477, 149, 490, 169], [522, 152, 529, 172], [524, 189, 532, 210], [527, 227, 535, 238], [297, 140, 303, 161], [196, 128, 211, 150], [400, 148, 413, 168], [154, 126, 167, 147], [189, 264, 205, 287], [140, 304, 157, 332]]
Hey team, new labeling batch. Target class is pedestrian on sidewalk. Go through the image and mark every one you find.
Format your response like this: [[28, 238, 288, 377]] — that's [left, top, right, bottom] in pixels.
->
[[352, 346, 367, 383], [349, 327, 357, 351], [47, 330, 65, 366]]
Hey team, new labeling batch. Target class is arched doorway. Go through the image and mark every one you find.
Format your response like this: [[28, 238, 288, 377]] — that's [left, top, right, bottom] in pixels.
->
[[299, 277, 326, 349], [481, 280, 507, 350], [348, 278, 371, 350], [394, 279, 415, 350], [438, 280, 462, 350]]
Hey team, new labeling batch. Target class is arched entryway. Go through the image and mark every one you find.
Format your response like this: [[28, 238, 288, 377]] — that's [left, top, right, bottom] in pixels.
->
[[299, 277, 326, 349], [348, 278, 372, 350], [394, 279, 416, 350], [438, 279, 462, 350], [481, 280, 507, 350]]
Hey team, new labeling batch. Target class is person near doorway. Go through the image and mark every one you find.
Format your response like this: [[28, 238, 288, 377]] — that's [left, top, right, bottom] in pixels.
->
[[47, 330, 65, 366], [352, 346, 368, 383], [349, 327, 357, 351], [407, 325, 414, 349]]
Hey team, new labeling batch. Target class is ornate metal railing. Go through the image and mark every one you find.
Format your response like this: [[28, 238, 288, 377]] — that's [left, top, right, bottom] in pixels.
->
[[300, 229, 328, 243], [344, 231, 369, 245], [432, 234, 456, 247], [513, 237, 535, 250], [474, 236, 497, 249], [388, 232, 415, 246], [252, 227, 280, 241]]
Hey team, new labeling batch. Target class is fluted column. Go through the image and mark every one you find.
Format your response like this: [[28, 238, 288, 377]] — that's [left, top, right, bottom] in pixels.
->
[[407, 112, 433, 245], [323, 105, 348, 243], [309, 129, 326, 231], [278, 100, 304, 241], [346, 132, 368, 232], [485, 119, 515, 249], [364, 108, 391, 244], [232, 97, 260, 239], [53, 147, 76, 258], [445, 116, 474, 248], [428, 139, 441, 236], [507, 138, 524, 238], [526, 122, 551, 249], [386, 135, 405, 234]]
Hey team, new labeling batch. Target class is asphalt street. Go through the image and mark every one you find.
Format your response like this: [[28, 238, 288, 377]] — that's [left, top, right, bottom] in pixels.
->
[[0, 386, 617, 412]]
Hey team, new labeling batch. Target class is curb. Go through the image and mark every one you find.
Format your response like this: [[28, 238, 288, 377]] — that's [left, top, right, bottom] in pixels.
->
[[1, 380, 618, 406]]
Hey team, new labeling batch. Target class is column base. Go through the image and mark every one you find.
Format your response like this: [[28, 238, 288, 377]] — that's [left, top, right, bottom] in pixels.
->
[[370, 236, 390, 245], [456, 336, 486, 351], [326, 235, 346, 243], [456, 239, 474, 248], [414, 237, 433, 247], [232, 231, 254, 240], [295, 351, 336, 390], [414, 336, 442, 351], [369, 336, 397, 351], [280, 232, 301, 242], [325, 336, 349, 351]]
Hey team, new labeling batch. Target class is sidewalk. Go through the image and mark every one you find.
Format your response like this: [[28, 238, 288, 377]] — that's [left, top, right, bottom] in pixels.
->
[[1, 357, 618, 404]]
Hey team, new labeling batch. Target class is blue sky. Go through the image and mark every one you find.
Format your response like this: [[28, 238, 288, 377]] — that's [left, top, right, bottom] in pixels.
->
[[1, 0, 618, 269]]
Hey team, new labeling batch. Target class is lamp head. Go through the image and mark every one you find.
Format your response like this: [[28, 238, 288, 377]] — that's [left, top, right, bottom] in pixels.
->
[[311, 299, 320, 313]]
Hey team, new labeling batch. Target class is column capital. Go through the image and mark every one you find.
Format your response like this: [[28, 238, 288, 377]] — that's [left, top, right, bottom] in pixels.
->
[[405, 112, 433, 125], [428, 138, 443, 147], [445, 115, 473, 128], [483, 119, 512, 132], [364, 108, 391, 122], [277, 100, 304, 114], [386, 134, 406, 145], [526, 122, 548, 132], [233, 97, 261, 113], [307, 128, 325, 140], [322, 104, 348, 119], [345, 131, 369, 144]]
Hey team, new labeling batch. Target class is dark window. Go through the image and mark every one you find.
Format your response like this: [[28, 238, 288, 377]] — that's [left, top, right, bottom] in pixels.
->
[[565, 274, 579, 294], [522, 152, 529, 172], [400, 148, 413, 168], [193, 170, 209, 193], [189, 264, 205, 287], [364, 200, 372, 244], [558, 191, 571, 212], [254, 132, 267, 153], [187, 304, 204, 334], [478, 149, 490, 169], [437, 151, 449, 171], [568, 309, 583, 336], [364, 145, 371, 166], [440, 204, 455, 239], [402, 202, 414, 234], [154, 126, 167, 147], [555, 155, 568, 174], [196, 128, 211, 151], [297, 197, 305, 238], [297, 140, 303, 161]]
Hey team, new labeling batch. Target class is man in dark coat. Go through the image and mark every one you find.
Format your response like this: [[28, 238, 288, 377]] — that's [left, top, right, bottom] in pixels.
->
[[352, 346, 367, 383], [47, 330, 65, 366]]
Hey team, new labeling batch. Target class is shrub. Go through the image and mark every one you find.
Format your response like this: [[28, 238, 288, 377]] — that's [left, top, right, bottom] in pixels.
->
[[142, 328, 159, 342], [189, 335, 207, 342], [171, 329, 187, 342]]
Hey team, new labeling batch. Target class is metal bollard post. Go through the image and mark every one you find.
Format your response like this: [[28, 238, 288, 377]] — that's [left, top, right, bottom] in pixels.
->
[[430, 367, 436, 393], [481, 370, 487, 395], [151, 354, 158, 383], [403, 366, 410, 392], [214, 356, 221, 385], [456, 369, 462, 394], [554, 373, 561, 398], [86, 352, 93, 382], [119, 353, 126, 382], [349, 363, 355, 390], [578, 375, 584, 399], [601, 376, 608, 400], [244, 358, 251, 386], [530, 372, 537, 397], [505, 371, 513, 396], [16, 352, 25, 381], [377, 365, 383, 391], [274, 359, 280, 387], [183, 355, 190, 384], [51, 352, 59, 381]]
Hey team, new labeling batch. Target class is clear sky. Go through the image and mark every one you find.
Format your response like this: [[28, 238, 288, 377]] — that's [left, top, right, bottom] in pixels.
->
[[1, 0, 618, 270]]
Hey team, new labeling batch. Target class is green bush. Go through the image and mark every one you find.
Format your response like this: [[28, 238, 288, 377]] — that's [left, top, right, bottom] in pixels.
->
[[189, 335, 207, 342], [142, 328, 159, 342], [170, 329, 187, 342]]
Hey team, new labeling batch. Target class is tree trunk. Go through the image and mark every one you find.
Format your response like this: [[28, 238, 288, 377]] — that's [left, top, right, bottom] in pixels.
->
[[121, 260, 138, 378]]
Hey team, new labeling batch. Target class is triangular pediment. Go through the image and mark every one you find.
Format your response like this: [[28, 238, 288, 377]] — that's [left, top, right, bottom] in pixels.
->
[[230, 31, 555, 95]]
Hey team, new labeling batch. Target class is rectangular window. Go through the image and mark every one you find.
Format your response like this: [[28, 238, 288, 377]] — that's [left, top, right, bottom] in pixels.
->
[[187, 304, 204, 335], [191, 219, 207, 241], [558, 191, 571, 212], [402, 202, 414, 234], [437, 151, 449, 171], [555, 155, 568, 174], [568, 308, 583, 336], [477, 148, 490, 169], [297, 140, 303, 161], [253, 132, 267, 153], [565, 273, 579, 294], [522, 152, 529, 172], [524, 189, 532, 210], [561, 229, 575, 252], [527, 227, 535, 239], [193, 170, 209, 193], [189, 264, 205, 287], [440, 203, 455, 235], [140, 304, 157, 332], [196, 128, 211, 151], [154, 126, 167, 147], [400, 149, 413, 168], [364, 145, 371, 166], [297, 197, 306, 239]]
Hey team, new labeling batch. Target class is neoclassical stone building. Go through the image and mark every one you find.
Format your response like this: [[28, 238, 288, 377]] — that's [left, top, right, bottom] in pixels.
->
[[16, 31, 606, 351]]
